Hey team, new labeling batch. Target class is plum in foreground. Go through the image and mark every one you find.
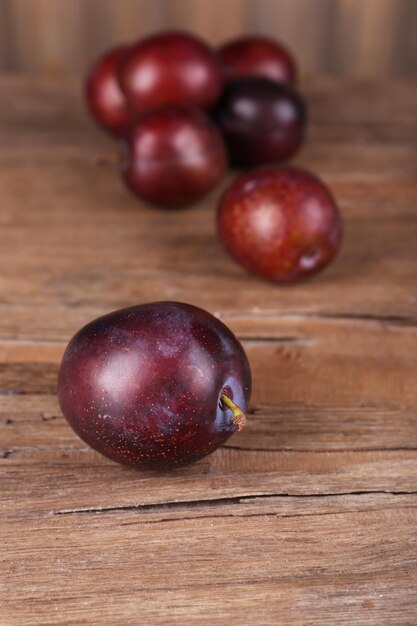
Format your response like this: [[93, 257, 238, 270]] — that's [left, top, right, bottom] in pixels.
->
[[58, 302, 251, 470]]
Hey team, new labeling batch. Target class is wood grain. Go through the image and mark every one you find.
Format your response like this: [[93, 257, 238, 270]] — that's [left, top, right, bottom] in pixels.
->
[[0, 0, 416, 77], [2, 501, 417, 625], [1, 77, 417, 625]]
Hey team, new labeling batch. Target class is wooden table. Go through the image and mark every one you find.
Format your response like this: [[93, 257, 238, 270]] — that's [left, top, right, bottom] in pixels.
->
[[1, 76, 417, 625]]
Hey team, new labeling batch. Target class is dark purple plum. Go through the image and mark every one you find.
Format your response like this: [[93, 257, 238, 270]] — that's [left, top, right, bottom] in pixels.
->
[[58, 302, 251, 470], [213, 77, 306, 167]]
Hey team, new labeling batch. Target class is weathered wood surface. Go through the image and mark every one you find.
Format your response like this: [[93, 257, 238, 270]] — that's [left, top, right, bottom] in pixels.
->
[[1, 77, 417, 625], [1, 0, 416, 78]]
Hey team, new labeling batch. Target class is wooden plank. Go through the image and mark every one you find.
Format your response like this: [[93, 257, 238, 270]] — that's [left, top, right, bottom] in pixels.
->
[[2, 443, 417, 517], [0, 78, 415, 346], [80, 0, 165, 73], [3, 402, 417, 455], [1, 77, 417, 625], [0, 0, 15, 71], [334, 0, 403, 77], [3, 0, 85, 74], [1, 314, 417, 459], [166, 0, 250, 44], [1, 0, 417, 77], [2, 316, 417, 404], [254, 0, 335, 76], [1, 208, 416, 333], [2, 498, 417, 625], [399, 0, 417, 75]]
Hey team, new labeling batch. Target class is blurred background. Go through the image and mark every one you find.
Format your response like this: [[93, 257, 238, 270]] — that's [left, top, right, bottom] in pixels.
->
[[0, 0, 416, 78]]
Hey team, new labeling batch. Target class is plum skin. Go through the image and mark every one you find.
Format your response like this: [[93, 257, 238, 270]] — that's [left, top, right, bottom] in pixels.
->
[[217, 166, 343, 283], [213, 77, 306, 168], [120, 104, 227, 208], [118, 31, 223, 113], [58, 302, 251, 470], [219, 36, 297, 85], [85, 46, 133, 136]]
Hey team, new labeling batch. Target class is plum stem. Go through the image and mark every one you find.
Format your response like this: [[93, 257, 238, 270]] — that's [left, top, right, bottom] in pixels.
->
[[220, 394, 247, 432]]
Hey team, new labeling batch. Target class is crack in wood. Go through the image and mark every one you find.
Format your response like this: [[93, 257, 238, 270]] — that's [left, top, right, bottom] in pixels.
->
[[306, 312, 417, 326], [0, 445, 90, 457], [2, 414, 61, 424], [0, 335, 67, 345], [0, 448, 15, 458], [53, 490, 417, 517], [240, 336, 309, 344], [119, 504, 417, 526], [217, 310, 417, 328], [2, 444, 417, 459], [224, 445, 417, 453]]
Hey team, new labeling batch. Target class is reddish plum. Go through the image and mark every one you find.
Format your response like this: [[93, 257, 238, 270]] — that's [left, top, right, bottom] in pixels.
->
[[120, 104, 227, 208], [218, 166, 342, 282], [118, 31, 223, 113], [213, 77, 306, 167], [219, 36, 296, 85], [58, 302, 251, 470], [85, 46, 133, 135]]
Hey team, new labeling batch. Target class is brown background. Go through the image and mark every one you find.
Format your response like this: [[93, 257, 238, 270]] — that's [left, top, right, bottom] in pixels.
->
[[0, 0, 416, 77]]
